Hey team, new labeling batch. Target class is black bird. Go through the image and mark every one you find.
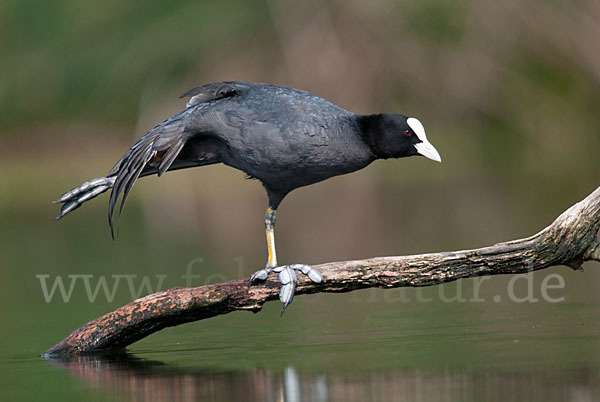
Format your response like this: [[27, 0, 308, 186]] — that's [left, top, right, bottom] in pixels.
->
[[54, 81, 441, 313]]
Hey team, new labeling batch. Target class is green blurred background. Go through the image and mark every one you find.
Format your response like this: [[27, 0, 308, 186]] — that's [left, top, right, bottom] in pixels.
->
[[1, 0, 599, 401]]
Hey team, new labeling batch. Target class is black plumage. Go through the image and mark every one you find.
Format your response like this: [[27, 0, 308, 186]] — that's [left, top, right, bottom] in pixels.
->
[[54, 81, 441, 311]]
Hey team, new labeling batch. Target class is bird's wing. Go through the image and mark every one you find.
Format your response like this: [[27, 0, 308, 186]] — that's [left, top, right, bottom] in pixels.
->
[[180, 81, 247, 108], [106, 115, 183, 237], [107, 109, 223, 237], [107, 82, 252, 236]]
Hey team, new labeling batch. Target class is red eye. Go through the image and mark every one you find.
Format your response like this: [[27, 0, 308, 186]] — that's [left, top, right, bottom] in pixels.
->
[[404, 130, 411, 136]]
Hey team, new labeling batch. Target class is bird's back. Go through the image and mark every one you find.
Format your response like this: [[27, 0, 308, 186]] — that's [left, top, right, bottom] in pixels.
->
[[186, 82, 375, 194]]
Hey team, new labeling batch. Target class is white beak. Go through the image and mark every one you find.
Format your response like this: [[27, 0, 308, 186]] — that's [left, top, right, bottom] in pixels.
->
[[414, 140, 442, 162], [407, 117, 442, 163]]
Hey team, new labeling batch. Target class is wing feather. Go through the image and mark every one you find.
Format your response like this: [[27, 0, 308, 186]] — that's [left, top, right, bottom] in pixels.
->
[[180, 82, 244, 108], [158, 140, 185, 176], [107, 117, 186, 238], [105, 82, 242, 237]]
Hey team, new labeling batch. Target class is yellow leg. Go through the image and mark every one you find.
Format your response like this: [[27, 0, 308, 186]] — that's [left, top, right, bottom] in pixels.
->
[[251, 207, 323, 313], [265, 208, 277, 267]]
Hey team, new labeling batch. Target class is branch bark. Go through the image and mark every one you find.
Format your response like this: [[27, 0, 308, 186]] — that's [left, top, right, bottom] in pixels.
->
[[43, 186, 600, 357]]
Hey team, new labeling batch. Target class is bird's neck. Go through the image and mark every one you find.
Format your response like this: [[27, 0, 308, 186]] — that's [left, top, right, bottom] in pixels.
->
[[356, 114, 391, 159]]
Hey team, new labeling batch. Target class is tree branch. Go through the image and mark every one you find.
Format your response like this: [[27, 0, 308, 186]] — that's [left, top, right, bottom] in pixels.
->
[[43, 186, 600, 357]]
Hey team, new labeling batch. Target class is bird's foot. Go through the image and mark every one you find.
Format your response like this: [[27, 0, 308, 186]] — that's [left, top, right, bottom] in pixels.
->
[[250, 264, 323, 315]]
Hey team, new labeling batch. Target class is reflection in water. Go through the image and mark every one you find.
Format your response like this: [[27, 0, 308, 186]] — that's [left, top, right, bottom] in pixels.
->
[[45, 353, 599, 402]]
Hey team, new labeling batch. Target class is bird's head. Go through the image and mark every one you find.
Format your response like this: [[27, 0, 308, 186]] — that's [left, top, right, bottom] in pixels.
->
[[360, 114, 441, 162]]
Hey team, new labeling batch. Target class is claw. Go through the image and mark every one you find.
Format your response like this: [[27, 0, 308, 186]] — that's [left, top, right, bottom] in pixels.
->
[[307, 269, 323, 283], [277, 265, 292, 283], [250, 268, 269, 283], [249, 263, 323, 314], [292, 264, 323, 283], [279, 266, 297, 315], [54, 176, 116, 219], [54, 177, 115, 204], [56, 200, 80, 220]]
